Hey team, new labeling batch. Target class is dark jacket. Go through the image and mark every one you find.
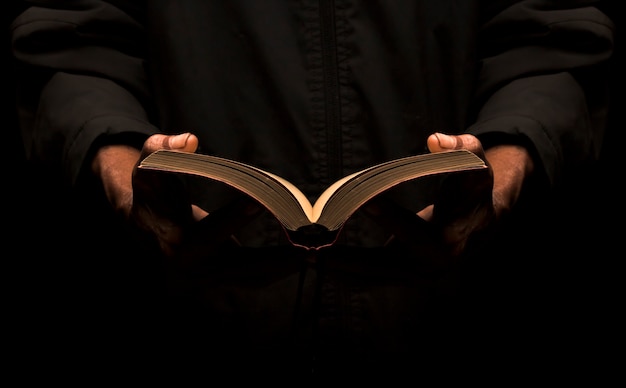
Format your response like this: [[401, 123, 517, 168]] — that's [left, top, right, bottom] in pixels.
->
[[10, 0, 614, 247]]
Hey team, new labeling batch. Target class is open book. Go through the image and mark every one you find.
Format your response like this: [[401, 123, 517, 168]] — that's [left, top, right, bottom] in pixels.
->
[[138, 149, 487, 250]]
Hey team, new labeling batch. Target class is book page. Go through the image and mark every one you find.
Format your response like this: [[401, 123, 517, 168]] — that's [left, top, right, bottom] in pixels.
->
[[315, 150, 487, 231], [257, 170, 314, 219], [138, 150, 316, 230], [311, 171, 361, 222], [138, 149, 486, 235]]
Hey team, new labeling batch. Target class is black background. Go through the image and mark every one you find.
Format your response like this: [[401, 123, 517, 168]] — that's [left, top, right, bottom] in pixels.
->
[[3, 1, 623, 379]]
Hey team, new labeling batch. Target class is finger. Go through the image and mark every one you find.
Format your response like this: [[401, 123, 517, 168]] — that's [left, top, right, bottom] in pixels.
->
[[360, 197, 433, 243], [427, 132, 484, 156], [132, 167, 193, 238], [175, 196, 263, 262], [141, 132, 199, 157], [361, 197, 459, 274], [191, 204, 209, 221], [191, 196, 265, 244], [416, 204, 434, 222]]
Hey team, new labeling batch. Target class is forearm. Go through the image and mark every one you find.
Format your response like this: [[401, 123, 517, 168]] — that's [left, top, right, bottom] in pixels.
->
[[472, 2, 613, 189], [11, 2, 154, 188]]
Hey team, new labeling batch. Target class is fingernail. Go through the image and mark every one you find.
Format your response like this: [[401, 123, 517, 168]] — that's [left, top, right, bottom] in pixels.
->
[[434, 133, 454, 149], [171, 133, 191, 149], [433, 133, 443, 148]]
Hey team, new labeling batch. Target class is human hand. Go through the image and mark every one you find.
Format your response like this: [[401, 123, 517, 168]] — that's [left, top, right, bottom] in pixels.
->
[[93, 133, 263, 265], [363, 132, 533, 267], [418, 132, 495, 256], [131, 133, 265, 265]]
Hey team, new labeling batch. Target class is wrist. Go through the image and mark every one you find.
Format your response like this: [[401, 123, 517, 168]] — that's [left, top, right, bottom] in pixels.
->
[[485, 144, 534, 216], [92, 144, 141, 216]]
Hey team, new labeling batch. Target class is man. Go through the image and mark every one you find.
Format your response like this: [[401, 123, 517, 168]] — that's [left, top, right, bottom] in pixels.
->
[[9, 0, 615, 379]]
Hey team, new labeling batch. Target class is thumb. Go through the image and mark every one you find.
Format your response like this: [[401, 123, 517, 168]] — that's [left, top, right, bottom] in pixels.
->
[[426, 132, 483, 154], [142, 133, 199, 157]]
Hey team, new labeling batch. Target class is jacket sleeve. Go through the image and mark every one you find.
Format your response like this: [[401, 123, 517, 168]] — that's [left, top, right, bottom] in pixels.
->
[[468, 0, 615, 189], [10, 0, 155, 187]]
